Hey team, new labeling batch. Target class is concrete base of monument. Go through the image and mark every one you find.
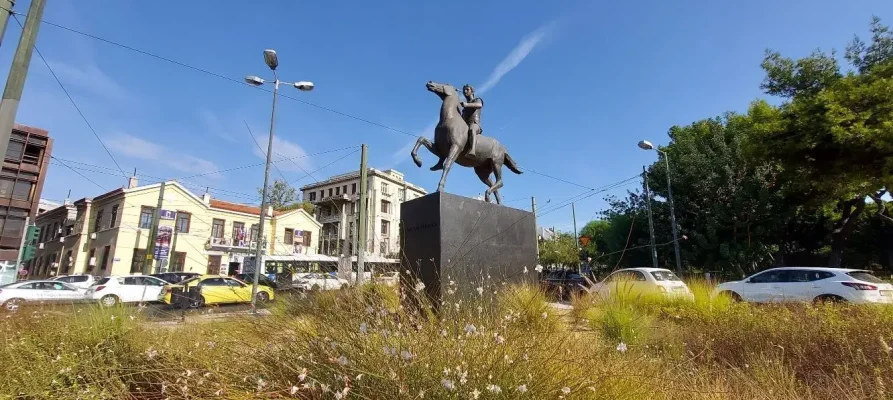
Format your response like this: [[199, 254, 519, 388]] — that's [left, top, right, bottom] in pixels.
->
[[399, 192, 537, 309]]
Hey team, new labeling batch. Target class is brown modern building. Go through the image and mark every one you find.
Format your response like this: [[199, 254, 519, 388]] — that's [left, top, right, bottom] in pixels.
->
[[0, 123, 52, 262]]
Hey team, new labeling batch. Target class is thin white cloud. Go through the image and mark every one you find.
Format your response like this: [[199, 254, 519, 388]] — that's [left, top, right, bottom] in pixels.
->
[[198, 109, 239, 142], [107, 133, 221, 179], [478, 22, 555, 94], [251, 135, 313, 173], [46, 61, 132, 102]]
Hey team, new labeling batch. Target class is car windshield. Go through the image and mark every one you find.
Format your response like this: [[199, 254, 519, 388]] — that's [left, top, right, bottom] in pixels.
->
[[650, 270, 681, 281], [847, 271, 884, 284]]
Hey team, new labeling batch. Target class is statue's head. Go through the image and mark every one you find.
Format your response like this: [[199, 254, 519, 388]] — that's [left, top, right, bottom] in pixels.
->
[[462, 84, 475, 99], [426, 81, 458, 98]]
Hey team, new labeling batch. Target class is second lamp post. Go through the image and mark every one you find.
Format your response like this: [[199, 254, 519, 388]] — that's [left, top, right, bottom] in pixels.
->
[[638, 140, 683, 274], [246, 49, 314, 312]]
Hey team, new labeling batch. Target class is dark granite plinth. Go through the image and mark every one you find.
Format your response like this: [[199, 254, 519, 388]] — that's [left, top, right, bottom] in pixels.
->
[[399, 192, 537, 307]]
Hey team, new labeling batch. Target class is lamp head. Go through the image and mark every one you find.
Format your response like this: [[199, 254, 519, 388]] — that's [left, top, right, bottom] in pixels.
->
[[637, 140, 655, 151], [294, 81, 315, 91], [245, 76, 265, 86], [263, 49, 278, 70]]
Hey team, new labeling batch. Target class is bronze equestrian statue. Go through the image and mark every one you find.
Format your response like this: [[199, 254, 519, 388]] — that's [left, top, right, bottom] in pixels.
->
[[411, 81, 522, 204]]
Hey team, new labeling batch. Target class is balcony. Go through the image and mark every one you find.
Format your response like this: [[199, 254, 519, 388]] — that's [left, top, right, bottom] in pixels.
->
[[310, 194, 350, 205], [208, 236, 258, 251], [318, 214, 342, 224]]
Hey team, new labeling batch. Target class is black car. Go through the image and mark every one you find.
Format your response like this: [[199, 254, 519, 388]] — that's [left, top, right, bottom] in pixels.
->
[[540, 271, 590, 300], [233, 273, 281, 290], [151, 272, 201, 284]]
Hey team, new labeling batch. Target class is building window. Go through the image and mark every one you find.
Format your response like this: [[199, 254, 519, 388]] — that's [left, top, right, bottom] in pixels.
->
[[350, 202, 356, 215], [94, 210, 104, 232], [381, 182, 390, 195], [4, 139, 23, 162], [319, 190, 324, 199], [51, 222, 58, 239], [211, 219, 225, 238], [381, 200, 391, 214], [139, 207, 154, 229], [381, 220, 390, 236], [176, 212, 191, 233], [171, 252, 186, 272], [100, 245, 111, 270], [309, 192, 316, 202], [232, 222, 245, 244], [110, 205, 119, 228], [380, 240, 387, 254], [302, 230, 312, 246], [284, 228, 294, 245], [335, 186, 340, 195], [130, 249, 145, 273], [22, 140, 44, 165], [88, 248, 96, 270], [352, 183, 357, 194], [62, 250, 73, 274], [328, 188, 333, 197], [342, 185, 347, 195], [0, 206, 27, 239], [250, 224, 259, 242], [207, 255, 222, 275], [399, 188, 406, 201]]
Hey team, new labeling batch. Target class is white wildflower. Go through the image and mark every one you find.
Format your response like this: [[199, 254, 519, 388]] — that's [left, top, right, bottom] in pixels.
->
[[617, 342, 628, 353], [516, 384, 528, 393], [366, 306, 374, 314], [464, 324, 477, 335], [110, 315, 115, 321], [129, 315, 135, 321], [145, 348, 158, 359], [389, 370, 397, 379], [541, 312, 548, 319], [494, 333, 505, 344], [419, 389, 426, 398], [256, 378, 266, 392], [486, 384, 502, 393], [289, 385, 299, 395], [359, 322, 368, 335], [215, 389, 222, 396], [442, 379, 456, 391], [471, 388, 481, 399], [337, 355, 349, 366], [440, 329, 448, 337], [298, 368, 308, 382], [401, 350, 413, 361], [321, 383, 330, 392], [447, 288, 456, 295], [562, 386, 571, 394], [535, 265, 543, 272], [476, 286, 484, 295], [523, 266, 529, 274], [356, 373, 364, 381], [415, 281, 426, 292]]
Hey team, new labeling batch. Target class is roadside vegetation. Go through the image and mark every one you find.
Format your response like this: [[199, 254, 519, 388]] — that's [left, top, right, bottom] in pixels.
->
[[2, 280, 891, 399]]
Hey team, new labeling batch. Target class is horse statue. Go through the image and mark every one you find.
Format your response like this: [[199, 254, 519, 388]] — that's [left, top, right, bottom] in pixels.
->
[[411, 81, 522, 204]]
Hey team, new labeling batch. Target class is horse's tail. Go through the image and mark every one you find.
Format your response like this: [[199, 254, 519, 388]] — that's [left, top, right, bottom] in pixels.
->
[[504, 152, 522, 174]]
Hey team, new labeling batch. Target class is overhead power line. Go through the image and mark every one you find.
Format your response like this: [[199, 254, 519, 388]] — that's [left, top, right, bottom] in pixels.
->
[[13, 15, 128, 180]]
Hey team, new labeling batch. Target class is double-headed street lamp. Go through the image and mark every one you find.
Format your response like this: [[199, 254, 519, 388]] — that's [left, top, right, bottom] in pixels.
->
[[246, 49, 314, 312], [638, 140, 683, 274]]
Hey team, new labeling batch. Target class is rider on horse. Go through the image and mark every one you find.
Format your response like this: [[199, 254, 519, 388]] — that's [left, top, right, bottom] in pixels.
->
[[459, 84, 483, 157]]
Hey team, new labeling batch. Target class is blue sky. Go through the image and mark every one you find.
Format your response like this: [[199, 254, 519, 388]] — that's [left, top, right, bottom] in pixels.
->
[[1, 0, 891, 231]]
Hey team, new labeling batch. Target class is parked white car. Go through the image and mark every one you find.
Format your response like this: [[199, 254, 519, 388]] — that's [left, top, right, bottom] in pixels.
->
[[84, 275, 169, 306], [592, 268, 694, 300], [713, 267, 893, 304], [52, 275, 101, 289], [294, 273, 349, 291], [1, 280, 86, 311]]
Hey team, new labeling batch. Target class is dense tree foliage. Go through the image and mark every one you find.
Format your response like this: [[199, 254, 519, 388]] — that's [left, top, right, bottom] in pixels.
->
[[583, 18, 893, 276], [538, 232, 580, 268]]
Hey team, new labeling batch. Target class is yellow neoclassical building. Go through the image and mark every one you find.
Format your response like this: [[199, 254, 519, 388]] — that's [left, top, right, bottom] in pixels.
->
[[30, 179, 321, 278]]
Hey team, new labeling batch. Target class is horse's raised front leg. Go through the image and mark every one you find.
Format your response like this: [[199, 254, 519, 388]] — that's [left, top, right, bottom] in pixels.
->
[[411, 136, 438, 168], [437, 144, 461, 192]]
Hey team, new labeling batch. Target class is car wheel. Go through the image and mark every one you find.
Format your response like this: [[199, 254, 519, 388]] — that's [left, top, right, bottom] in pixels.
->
[[190, 296, 206, 308], [720, 291, 742, 302], [255, 291, 270, 304], [3, 298, 24, 312], [100, 295, 119, 307], [814, 295, 846, 305]]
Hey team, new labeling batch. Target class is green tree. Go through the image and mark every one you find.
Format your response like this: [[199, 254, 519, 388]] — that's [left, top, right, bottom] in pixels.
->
[[752, 17, 893, 266], [579, 219, 609, 258], [258, 179, 298, 210], [538, 232, 580, 268]]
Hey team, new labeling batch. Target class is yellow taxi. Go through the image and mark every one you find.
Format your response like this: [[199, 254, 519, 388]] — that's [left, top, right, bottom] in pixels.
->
[[158, 275, 275, 307]]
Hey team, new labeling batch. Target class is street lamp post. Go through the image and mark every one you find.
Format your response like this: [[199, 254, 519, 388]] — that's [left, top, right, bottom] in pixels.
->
[[638, 140, 683, 274], [246, 49, 314, 313]]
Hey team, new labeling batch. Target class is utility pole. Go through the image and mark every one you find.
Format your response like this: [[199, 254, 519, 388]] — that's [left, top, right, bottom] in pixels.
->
[[0, 0, 44, 164], [356, 144, 368, 285], [0, 0, 15, 48], [571, 201, 578, 250], [642, 166, 658, 269], [144, 182, 166, 274], [662, 154, 683, 274]]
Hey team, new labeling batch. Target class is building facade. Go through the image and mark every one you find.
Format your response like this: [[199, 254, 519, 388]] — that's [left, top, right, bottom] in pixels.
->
[[300, 168, 426, 259], [0, 124, 52, 262], [30, 179, 321, 278]]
